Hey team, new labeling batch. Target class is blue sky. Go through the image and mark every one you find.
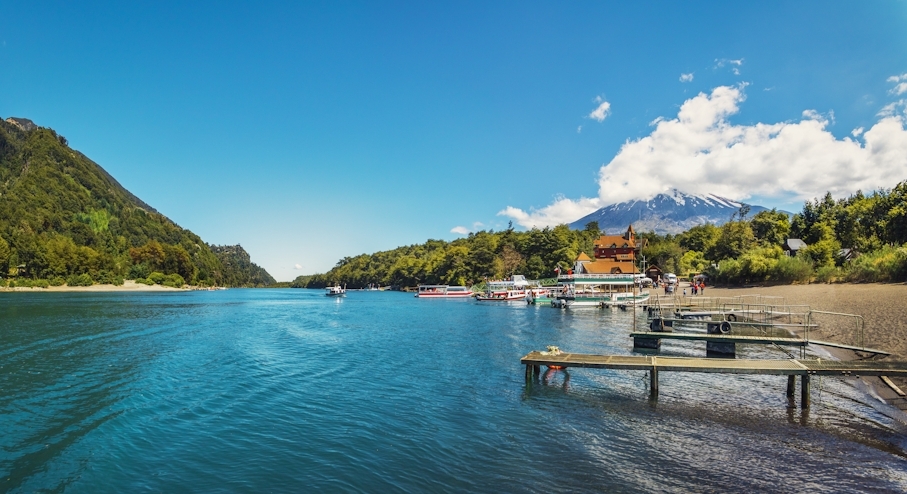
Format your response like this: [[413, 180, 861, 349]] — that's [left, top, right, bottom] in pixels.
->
[[2, 2, 906, 281]]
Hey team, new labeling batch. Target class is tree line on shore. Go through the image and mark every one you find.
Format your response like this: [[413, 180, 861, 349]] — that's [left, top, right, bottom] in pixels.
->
[[0, 118, 275, 288], [296, 181, 907, 289]]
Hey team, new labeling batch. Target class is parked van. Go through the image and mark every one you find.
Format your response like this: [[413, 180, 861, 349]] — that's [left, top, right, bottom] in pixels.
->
[[664, 273, 677, 285]]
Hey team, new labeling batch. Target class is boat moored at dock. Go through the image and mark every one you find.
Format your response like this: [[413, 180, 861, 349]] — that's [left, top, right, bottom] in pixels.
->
[[552, 273, 650, 308], [415, 285, 474, 298], [476, 275, 547, 301]]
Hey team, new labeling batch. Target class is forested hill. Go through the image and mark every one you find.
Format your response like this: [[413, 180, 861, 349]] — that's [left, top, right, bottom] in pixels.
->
[[210, 244, 276, 286], [294, 224, 605, 289], [0, 117, 274, 287]]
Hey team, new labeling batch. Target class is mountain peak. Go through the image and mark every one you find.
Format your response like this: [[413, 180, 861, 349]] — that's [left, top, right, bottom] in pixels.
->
[[570, 190, 775, 234], [5, 117, 37, 132]]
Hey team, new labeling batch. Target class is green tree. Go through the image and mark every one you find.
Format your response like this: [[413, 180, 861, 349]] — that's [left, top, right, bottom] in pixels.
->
[[708, 220, 755, 261], [750, 209, 790, 246], [678, 224, 720, 253]]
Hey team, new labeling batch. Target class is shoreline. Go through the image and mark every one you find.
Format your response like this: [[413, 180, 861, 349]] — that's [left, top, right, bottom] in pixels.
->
[[0, 280, 187, 292]]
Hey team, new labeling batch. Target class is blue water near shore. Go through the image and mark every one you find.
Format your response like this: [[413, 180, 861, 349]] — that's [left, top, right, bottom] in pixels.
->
[[2, 289, 907, 492]]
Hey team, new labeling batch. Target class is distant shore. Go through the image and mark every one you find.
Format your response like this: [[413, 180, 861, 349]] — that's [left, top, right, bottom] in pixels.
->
[[0, 280, 186, 292]]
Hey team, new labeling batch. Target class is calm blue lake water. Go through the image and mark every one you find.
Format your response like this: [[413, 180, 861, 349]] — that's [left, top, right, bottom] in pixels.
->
[[2, 289, 906, 493]]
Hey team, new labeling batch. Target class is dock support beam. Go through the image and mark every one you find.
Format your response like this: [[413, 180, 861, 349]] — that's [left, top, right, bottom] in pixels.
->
[[706, 322, 736, 357], [649, 367, 659, 399], [801, 374, 811, 408], [787, 375, 796, 397], [634, 336, 661, 350]]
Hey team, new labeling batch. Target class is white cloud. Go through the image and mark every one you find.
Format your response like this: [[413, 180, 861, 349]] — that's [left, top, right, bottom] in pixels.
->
[[501, 84, 907, 228], [878, 99, 907, 118], [715, 58, 744, 75], [451, 222, 485, 235], [294, 263, 303, 270], [802, 109, 835, 125], [498, 196, 601, 229], [852, 127, 864, 137], [679, 73, 694, 83], [887, 74, 907, 95], [715, 58, 744, 67], [577, 125, 583, 133], [589, 98, 611, 122]]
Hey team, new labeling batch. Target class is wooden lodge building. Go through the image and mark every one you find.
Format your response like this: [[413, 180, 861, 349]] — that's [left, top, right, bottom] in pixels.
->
[[572, 225, 646, 275]]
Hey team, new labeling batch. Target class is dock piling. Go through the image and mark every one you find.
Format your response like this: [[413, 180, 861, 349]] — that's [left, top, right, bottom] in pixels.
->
[[787, 375, 796, 397], [801, 374, 811, 408], [706, 322, 736, 357], [649, 367, 659, 399]]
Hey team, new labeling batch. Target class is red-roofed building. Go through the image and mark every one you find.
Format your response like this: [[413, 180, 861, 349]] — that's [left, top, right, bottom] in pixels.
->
[[573, 225, 644, 274]]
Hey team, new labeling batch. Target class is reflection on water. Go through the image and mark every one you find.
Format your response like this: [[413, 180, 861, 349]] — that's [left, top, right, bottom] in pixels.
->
[[1, 290, 906, 493]]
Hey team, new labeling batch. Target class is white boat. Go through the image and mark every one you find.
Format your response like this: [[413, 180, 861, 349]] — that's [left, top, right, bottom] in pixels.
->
[[415, 285, 473, 298], [476, 275, 542, 301], [552, 273, 649, 308], [526, 286, 558, 305], [325, 285, 346, 297]]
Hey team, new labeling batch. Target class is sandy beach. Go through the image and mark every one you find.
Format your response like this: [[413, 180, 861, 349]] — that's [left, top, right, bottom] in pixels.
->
[[1, 280, 186, 292]]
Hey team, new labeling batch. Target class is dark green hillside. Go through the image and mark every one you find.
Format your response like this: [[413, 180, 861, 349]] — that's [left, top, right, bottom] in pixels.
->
[[0, 117, 273, 287], [210, 244, 276, 287]]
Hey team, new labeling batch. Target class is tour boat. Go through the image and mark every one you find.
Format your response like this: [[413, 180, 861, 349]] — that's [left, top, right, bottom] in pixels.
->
[[415, 285, 473, 298], [551, 273, 649, 308], [526, 286, 558, 305], [325, 285, 346, 297], [476, 275, 536, 302]]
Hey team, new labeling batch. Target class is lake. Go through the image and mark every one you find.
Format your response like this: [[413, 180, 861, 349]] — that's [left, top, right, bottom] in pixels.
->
[[2, 289, 906, 492]]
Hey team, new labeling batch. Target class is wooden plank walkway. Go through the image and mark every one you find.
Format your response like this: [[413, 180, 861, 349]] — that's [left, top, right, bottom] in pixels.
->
[[654, 317, 818, 329], [522, 352, 907, 375], [630, 331, 808, 346], [521, 351, 907, 407], [628, 331, 892, 356]]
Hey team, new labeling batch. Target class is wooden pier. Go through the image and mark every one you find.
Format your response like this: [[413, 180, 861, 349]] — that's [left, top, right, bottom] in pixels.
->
[[629, 331, 892, 356], [521, 351, 907, 408]]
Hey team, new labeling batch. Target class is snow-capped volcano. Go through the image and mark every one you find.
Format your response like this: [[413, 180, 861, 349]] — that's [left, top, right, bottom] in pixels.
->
[[569, 189, 779, 234]]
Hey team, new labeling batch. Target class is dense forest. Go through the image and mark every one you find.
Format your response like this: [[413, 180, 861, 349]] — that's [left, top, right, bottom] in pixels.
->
[[296, 183, 907, 289], [0, 117, 274, 288]]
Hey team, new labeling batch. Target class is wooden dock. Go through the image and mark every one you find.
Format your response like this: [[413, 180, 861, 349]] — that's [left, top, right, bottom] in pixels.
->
[[521, 351, 907, 407], [628, 331, 891, 356]]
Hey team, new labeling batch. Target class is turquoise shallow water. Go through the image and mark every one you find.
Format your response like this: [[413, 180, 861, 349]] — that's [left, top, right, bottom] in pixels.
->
[[2, 289, 906, 493]]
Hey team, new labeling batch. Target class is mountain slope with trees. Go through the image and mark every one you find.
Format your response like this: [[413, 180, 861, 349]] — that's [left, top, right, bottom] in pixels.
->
[[0, 117, 273, 287]]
